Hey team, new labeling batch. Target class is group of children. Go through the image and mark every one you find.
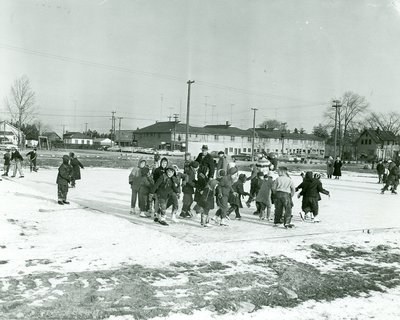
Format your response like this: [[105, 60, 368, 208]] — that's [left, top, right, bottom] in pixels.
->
[[128, 147, 331, 229]]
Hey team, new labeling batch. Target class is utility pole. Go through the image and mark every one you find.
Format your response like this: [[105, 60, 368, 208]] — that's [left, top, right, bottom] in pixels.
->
[[172, 113, 179, 151], [332, 100, 342, 159], [84, 122, 88, 133], [185, 80, 195, 161], [230, 104, 234, 124], [204, 96, 209, 125], [117, 117, 123, 147], [111, 111, 116, 147], [251, 108, 258, 161]]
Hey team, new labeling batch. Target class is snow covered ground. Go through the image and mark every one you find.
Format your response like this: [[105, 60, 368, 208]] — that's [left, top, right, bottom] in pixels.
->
[[1, 167, 399, 319]]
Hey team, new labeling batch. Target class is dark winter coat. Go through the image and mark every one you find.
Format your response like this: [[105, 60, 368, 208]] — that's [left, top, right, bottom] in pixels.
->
[[229, 179, 249, 207], [216, 156, 228, 175], [70, 157, 84, 180], [26, 150, 37, 160], [333, 160, 342, 177], [10, 150, 23, 161], [249, 176, 264, 196], [386, 164, 399, 185], [256, 178, 274, 205], [56, 163, 72, 186], [182, 167, 197, 194], [139, 168, 154, 194], [151, 173, 179, 200], [217, 175, 234, 197], [152, 157, 168, 183], [194, 173, 208, 202], [198, 186, 215, 211], [376, 163, 385, 175], [299, 177, 329, 200], [195, 152, 215, 179], [3, 152, 11, 165], [326, 159, 334, 175]]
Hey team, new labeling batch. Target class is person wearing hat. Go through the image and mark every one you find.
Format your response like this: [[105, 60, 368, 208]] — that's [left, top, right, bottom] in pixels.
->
[[376, 159, 385, 184], [216, 151, 228, 178], [56, 155, 73, 205], [195, 145, 215, 180], [129, 158, 147, 214], [214, 166, 238, 226], [180, 160, 199, 218], [151, 156, 169, 215], [2, 147, 11, 177], [271, 166, 296, 228], [333, 156, 342, 180], [227, 173, 249, 220], [151, 165, 179, 225], [245, 170, 264, 213], [297, 171, 330, 222], [137, 165, 154, 217], [256, 172, 274, 221], [10, 146, 24, 178], [26, 147, 38, 173], [326, 156, 334, 179]]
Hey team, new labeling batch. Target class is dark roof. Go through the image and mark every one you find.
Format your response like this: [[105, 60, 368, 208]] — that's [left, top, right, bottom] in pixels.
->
[[134, 121, 251, 136], [254, 129, 325, 141], [42, 131, 62, 139], [63, 132, 92, 139], [358, 129, 397, 143]]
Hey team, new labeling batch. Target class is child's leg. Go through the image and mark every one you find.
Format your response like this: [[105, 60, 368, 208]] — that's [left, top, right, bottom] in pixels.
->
[[131, 189, 138, 211], [266, 203, 271, 220], [234, 205, 240, 218]]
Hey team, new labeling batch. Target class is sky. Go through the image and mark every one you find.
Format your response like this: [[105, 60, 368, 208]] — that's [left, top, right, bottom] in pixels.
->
[[1, 0, 400, 136]]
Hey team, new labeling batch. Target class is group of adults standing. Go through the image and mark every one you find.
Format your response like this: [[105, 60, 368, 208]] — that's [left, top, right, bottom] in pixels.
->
[[326, 156, 342, 179]]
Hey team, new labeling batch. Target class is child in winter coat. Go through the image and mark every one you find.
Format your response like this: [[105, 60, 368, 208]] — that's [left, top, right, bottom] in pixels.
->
[[227, 173, 249, 220], [129, 158, 147, 214], [2, 148, 11, 177], [69, 152, 84, 187], [198, 179, 218, 227], [297, 172, 330, 222], [10, 146, 24, 178], [256, 173, 274, 220], [181, 161, 199, 218], [166, 165, 182, 222], [215, 166, 238, 226], [151, 165, 179, 226], [138, 166, 154, 217], [56, 155, 72, 205], [246, 171, 264, 213]]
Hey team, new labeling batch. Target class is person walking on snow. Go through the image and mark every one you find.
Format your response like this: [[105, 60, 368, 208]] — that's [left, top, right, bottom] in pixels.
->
[[215, 166, 238, 226], [256, 173, 274, 221], [216, 151, 228, 177], [272, 166, 296, 228], [197, 179, 218, 227], [2, 147, 11, 177], [10, 146, 24, 178], [381, 160, 399, 195], [227, 173, 249, 220], [180, 160, 199, 218], [129, 158, 147, 214], [151, 165, 180, 226], [376, 160, 385, 184], [69, 152, 84, 187], [297, 172, 330, 222], [26, 147, 38, 172], [326, 156, 334, 179], [56, 155, 72, 205], [195, 145, 215, 180], [137, 166, 154, 217]]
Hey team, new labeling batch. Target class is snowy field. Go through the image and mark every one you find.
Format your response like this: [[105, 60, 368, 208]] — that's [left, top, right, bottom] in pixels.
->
[[1, 167, 400, 319]]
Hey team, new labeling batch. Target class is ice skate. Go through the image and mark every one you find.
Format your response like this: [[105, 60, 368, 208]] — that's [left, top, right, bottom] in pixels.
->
[[219, 218, 229, 226], [171, 211, 178, 222], [139, 212, 147, 218], [313, 217, 321, 223], [62, 200, 70, 205], [284, 223, 295, 229]]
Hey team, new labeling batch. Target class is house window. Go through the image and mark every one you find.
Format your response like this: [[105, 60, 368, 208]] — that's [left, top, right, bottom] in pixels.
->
[[369, 139, 372, 145], [361, 140, 364, 145], [81, 140, 84, 144], [75, 139, 78, 144], [214, 135, 219, 141], [229, 147, 233, 152], [87, 140, 90, 144], [231, 136, 235, 141], [247, 137, 252, 142]]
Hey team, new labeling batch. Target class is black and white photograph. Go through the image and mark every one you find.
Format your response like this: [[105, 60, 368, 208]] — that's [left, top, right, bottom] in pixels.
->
[[1, 0, 400, 319]]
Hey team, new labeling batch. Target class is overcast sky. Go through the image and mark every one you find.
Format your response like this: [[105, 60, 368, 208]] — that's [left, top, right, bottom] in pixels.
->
[[1, 0, 400, 135]]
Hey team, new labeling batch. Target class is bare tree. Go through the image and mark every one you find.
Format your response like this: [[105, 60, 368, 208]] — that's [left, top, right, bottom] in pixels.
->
[[4, 75, 37, 146], [324, 92, 369, 157], [258, 119, 283, 130], [365, 111, 400, 135]]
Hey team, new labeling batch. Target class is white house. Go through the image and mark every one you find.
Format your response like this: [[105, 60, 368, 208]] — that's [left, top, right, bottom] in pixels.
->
[[0, 121, 25, 146], [63, 132, 93, 145], [93, 138, 113, 146]]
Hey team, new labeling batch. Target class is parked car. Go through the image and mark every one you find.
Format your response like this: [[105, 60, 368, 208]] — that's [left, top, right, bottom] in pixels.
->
[[107, 145, 121, 152], [231, 153, 252, 161]]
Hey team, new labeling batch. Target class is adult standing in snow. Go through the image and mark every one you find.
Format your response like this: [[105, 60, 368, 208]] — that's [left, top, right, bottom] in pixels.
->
[[69, 152, 84, 188], [195, 145, 215, 180], [26, 147, 38, 172], [333, 156, 342, 179], [381, 160, 399, 195], [56, 155, 72, 205], [326, 156, 334, 179], [10, 146, 24, 178]]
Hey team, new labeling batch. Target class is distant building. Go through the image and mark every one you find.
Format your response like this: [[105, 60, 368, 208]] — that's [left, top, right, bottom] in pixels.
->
[[93, 138, 112, 146], [63, 132, 93, 146], [356, 128, 399, 160], [114, 130, 136, 147], [133, 121, 326, 158], [42, 131, 62, 144], [0, 121, 25, 146]]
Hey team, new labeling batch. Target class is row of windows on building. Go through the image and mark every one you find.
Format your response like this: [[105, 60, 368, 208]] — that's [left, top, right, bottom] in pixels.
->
[[226, 147, 324, 154]]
